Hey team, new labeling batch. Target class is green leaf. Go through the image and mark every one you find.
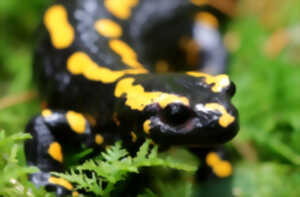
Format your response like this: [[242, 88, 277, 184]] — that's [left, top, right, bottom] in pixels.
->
[[55, 140, 197, 196]]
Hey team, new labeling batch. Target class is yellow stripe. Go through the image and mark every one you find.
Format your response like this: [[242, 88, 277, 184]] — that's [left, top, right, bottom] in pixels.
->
[[94, 19, 123, 38], [48, 142, 63, 163], [109, 39, 144, 69], [205, 103, 235, 127], [212, 160, 232, 178], [44, 5, 74, 49], [66, 111, 86, 134], [49, 177, 73, 190], [186, 72, 230, 93], [104, 0, 139, 19], [143, 120, 151, 134], [206, 152, 232, 178], [67, 52, 147, 83], [115, 78, 190, 111]]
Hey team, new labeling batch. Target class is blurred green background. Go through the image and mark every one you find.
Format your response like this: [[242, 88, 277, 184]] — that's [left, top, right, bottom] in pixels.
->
[[1, 0, 300, 196]]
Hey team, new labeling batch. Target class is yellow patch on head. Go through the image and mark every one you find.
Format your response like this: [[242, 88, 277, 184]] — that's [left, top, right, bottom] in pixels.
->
[[48, 177, 73, 190], [44, 5, 74, 49], [130, 131, 137, 142], [190, 0, 207, 6], [143, 120, 151, 134], [115, 78, 190, 111], [155, 60, 169, 73], [94, 19, 123, 38], [195, 12, 219, 29], [67, 52, 147, 83], [66, 111, 86, 134], [42, 109, 52, 118], [205, 103, 235, 127], [109, 39, 144, 69], [95, 134, 104, 145], [104, 0, 139, 19], [186, 71, 230, 93], [48, 142, 63, 163]]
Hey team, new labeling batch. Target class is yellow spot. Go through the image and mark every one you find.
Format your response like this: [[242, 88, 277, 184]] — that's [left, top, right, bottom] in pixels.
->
[[190, 0, 207, 6], [67, 52, 147, 83], [205, 103, 235, 127], [143, 120, 151, 134], [206, 152, 220, 166], [112, 112, 121, 126], [48, 142, 63, 163], [186, 71, 230, 93], [95, 134, 104, 145], [48, 177, 73, 190], [205, 152, 232, 178], [104, 0, 139, 19], [131, 131, 137, 142], [115, 78, 190, 111], [42, 109, 52, 118], [212, 160, 232, 178], [155, 60, 169, 73], [72, 191, 79, 197], [195, 12, 219, 28], [66, 111, 86, 134], [94, 19, 123, 38], [109, 39, 144, 69], [44, 5, 74, 49]]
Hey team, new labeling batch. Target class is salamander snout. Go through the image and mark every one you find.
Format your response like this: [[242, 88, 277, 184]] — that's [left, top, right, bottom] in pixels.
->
[[148, 101, 238, 146]]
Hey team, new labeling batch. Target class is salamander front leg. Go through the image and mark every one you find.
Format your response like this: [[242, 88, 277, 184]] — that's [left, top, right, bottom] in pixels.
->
[[25, 109, 103, 196], [190, 147, 233, 197]]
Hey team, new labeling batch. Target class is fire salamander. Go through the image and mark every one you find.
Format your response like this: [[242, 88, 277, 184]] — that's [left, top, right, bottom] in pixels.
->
[[25, 0, 239, 196]]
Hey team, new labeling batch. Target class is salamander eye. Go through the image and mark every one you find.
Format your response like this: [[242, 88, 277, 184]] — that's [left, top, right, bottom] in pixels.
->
[[160, 103, 194, 126]]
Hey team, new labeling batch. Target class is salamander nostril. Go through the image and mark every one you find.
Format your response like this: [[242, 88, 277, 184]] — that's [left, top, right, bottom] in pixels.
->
[[226, 82, 236, 97], [161, 103, 193, 126]]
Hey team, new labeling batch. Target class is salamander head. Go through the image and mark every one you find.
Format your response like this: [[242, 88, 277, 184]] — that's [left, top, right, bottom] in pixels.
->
[[142, 73, 239, 146]]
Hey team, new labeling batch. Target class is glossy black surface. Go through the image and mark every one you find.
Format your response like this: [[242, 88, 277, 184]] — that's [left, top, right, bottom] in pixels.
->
[[25, 0, 239, 195]]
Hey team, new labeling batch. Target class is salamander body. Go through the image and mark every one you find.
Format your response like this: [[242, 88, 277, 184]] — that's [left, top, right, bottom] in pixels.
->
[[25, 0, 239, 196]]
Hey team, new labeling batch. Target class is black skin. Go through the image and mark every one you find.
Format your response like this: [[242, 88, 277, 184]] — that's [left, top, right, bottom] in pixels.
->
[[25, 0, 239, 196]]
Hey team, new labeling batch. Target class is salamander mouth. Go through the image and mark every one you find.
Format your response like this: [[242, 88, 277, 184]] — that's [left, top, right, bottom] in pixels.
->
[[148, 103, 238, 146], [159, 103, 196, 128]]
